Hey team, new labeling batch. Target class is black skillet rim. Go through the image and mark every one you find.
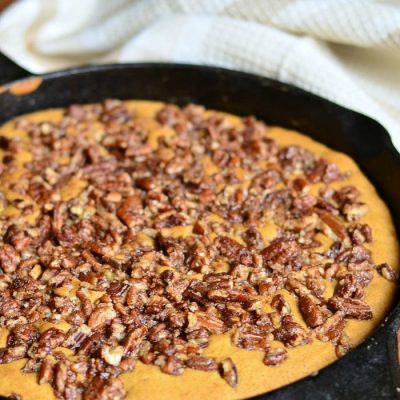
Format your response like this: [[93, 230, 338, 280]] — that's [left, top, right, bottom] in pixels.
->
[[0, 62, 399, 399]]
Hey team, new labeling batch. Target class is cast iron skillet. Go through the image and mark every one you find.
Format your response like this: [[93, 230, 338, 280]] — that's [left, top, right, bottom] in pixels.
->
[[0, 63, 399, 400]]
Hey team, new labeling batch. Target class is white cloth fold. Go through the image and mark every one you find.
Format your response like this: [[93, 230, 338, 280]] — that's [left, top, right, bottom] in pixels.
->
[[1, 0, 399, 151]]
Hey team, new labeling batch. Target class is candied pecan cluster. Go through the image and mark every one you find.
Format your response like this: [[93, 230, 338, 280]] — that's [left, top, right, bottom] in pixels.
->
[[0, 100, 396, 400]]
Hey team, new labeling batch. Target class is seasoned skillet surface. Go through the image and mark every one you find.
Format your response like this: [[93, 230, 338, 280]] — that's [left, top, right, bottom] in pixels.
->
[[0, 53, 398, 399]]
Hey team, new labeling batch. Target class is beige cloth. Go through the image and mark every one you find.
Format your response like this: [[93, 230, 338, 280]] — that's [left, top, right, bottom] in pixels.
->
[[0, 0, 399, 151]]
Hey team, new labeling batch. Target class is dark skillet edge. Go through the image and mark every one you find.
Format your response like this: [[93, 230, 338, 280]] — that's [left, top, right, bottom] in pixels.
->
[[0, 62, 398, 153], [388, 308, 400, 399], [0, 62, 399, 400], [1, 62, 399, 169]]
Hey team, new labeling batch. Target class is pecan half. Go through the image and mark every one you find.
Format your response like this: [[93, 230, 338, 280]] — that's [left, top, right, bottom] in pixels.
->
[[261, 240, 303, 269], [299, 294, 329, 328], [316, 209, 347, 240], [328, 297, 373, 320]]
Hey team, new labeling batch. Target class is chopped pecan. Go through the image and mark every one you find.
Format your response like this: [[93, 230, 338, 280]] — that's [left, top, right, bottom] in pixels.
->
[[123, 326, 147, 357], [136, 177, 155, 191], [292, 194, 317, 212], [315, 312, 345, 342], [216, 236, 253, 265], [219, 358, 238, 388], [63, 325, 91, 350], [38, 358, 55, 385], [88, 305, 117, 330], [83, 376, 126, 400], [0, 244, 20, 273], [328, 296, 373, 320], [78, 332, 103, 356], [377, 263, 398, 282], [0, 344, 28, 363], [258, 273, 285, 296], [293, 177, 309, 192], [273, 315, 310, 347], [161, 355, 184, 376], [186, 356, 218, 371], [349, 223, 372, 245], [336, 245, 371, 264], [271, 294, 291, 315], [250, 169, 282, 189], [117, 195, 142, 228], [232, 324, 272, 351], [186, 312, 226, 335], [22, 358, 41, 373], [306, 277, 325, 299], [242, 227, 264, 249], [33, 328, 66, 358], [307, 158, 341, 183], [162, 270, 190, 303], [335, 332, 352, 357], [207, 289, 253, 303], [334, 186, 360, 205], [263, 347, 288, 366], [193, 221, 206, 235], [101, 345, 124, 366], [7, 324, 39, 347], [316, 209, 347, 241], [278, 146, 315, 173], [342, 202, 368, 222], [334, 271, 373, 298], [261, 240, 303, 269], [299, 294, 329, 328]]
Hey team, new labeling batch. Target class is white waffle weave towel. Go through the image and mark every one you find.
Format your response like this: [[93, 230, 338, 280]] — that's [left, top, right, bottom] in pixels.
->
[[0, 0, 399, 151]]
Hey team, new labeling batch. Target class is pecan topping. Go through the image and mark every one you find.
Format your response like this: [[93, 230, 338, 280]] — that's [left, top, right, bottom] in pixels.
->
[[84, 376, 126, 400], [0, 101, 388, 399]]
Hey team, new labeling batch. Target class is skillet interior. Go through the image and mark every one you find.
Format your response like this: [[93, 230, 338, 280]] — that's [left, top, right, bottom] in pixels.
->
[[0, 63, 399, 400]]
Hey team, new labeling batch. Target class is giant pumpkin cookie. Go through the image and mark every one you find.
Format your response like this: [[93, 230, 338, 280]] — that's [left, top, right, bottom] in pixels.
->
[[0, 101, 398, 399]]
